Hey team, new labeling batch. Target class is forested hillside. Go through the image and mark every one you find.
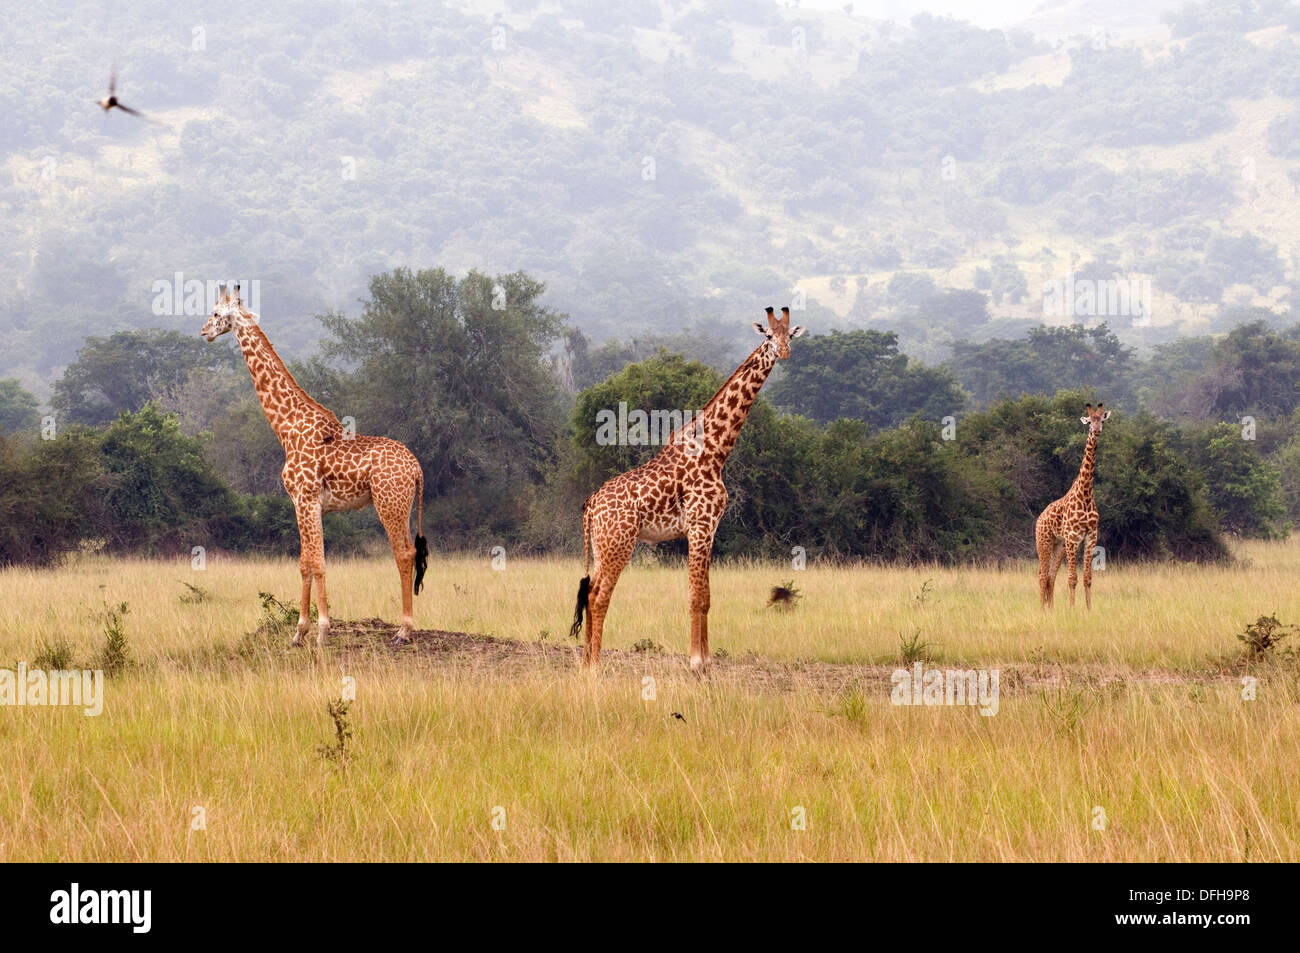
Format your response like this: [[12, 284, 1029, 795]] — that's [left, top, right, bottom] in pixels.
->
[[6, 0, 1300, 393]]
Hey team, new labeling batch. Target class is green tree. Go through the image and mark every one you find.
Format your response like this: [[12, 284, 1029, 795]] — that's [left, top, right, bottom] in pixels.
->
[[319, 268, 568, 542], [94, 405, 244, 554], [1177, 423, 1286, 537], [947, 324, 1135, 408], [766, 329, 966, 428], [0, 429, 104, 567], [52, 329, 241, 427], [0, 379, 40, 434]]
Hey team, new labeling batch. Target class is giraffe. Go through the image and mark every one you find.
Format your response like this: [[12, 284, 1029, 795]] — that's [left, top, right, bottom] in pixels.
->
[[1035, 403, 1111, 610], [569, 306, 804, 674], [200, 285, 428, 646]]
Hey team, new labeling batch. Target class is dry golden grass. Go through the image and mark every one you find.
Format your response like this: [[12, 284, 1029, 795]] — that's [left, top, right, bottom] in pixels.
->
[[0, 539, 1296, 861]]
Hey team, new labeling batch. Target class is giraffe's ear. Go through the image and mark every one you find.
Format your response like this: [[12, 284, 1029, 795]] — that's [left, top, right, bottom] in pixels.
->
[[1080, 416, 1091, 426], [790, 325, 805, 338], [753, 322, 770, 336], [1101, 410, 1112, 421]]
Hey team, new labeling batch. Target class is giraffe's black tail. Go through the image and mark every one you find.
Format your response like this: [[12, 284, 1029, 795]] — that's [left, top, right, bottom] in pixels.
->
[[569, 497, 592, 639], [569, 576, 590, 640], [413, 535, 428, 596], [413, 470, 428, 596]]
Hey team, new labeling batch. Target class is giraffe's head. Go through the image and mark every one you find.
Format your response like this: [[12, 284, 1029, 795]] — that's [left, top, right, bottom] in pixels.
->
[[200, 284, 254, 341], [752, 306, 805, 359], [1080, 403, 1111, 435]]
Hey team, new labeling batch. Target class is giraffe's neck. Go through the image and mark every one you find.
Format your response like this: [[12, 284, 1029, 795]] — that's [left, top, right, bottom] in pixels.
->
[[688, 342, 778, 470], [1071, 430, 1098, 499], [234, 320, 340, 448]]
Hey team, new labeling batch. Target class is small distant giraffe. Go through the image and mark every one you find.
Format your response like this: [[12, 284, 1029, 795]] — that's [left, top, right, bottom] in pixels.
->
[[201, 285, 428, 646], [1036, 403, 1111, 610], [570, 306, 804, 674]]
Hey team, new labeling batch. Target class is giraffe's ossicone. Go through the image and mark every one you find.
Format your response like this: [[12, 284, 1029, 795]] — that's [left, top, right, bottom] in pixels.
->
[[1036, 402, 1111, 611], [201, 285, 428, 647], [570, 306, 805, 674]]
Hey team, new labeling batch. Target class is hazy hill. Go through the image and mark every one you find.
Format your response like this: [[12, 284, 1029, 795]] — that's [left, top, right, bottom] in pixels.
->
[[3, 0, 1299, 396]]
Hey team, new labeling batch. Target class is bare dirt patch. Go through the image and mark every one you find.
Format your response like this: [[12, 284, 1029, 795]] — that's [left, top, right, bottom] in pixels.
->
[[329, 619, 1249, 697]]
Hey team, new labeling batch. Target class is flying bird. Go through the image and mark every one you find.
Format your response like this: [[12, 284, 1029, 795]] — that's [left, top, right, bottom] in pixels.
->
[[96, 68, 147, 119]]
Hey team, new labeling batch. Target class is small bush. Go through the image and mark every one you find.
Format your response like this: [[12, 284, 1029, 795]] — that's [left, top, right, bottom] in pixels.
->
[[97, 602, 130, 675], [1238, 613, 1295, 658], [32, 639, 76, 670], [318, 698, 353, 768]]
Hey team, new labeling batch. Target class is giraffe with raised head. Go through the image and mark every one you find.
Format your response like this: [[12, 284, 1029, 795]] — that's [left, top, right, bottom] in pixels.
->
[[1036, 402, 1111, 610], [201, 285, 428, 646], [569, 306, 805, 674]]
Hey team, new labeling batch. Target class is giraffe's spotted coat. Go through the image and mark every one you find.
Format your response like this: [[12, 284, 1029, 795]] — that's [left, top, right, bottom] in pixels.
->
[[574, 307, 804, 674], [201, 287, 426, 646], [1036, 403, 1110, 610]]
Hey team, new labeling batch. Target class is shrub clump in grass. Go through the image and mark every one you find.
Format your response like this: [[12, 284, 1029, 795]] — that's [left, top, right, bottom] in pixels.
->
[[767, 580, 803, 610], [897, 629, 934, 665], [178, 581, 210, 605], [1237, 614, 1295, 659], [32, 639, 76, 670], [97, 601, 130, 675], [237, 591, 315, 657], [832, 687, 870, 727], [630, 637, 663, 653], [318, 698, 353, 768]]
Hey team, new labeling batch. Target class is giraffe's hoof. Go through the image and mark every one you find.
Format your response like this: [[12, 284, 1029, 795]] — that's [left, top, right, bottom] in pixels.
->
[[689, 657, 711, 678], [391, 628, 412, 647], [316, 620, 331, 648]]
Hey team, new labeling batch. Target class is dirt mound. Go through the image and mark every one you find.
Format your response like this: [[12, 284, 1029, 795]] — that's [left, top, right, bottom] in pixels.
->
[[327, 618, 1242, 696]]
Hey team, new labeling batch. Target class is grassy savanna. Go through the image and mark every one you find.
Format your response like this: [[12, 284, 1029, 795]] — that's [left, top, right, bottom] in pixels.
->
[[1, 540, 1298, 861]]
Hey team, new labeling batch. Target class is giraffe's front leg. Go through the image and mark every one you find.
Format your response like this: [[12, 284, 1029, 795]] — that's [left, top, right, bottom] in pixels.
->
[[292, 567, 312, 647], [292, 495, 330, 648], [685, 504, 722, 677], [1083, 528, 1099, 610], [1065, 537, 1081, 610]]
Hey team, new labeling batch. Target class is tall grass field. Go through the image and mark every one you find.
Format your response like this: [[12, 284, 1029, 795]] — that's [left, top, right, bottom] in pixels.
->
[[1, 541, 1297, 861]]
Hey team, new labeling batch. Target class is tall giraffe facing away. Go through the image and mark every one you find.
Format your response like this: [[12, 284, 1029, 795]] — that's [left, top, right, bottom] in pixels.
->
[[1036, 403, 1111, 610], [201, 285, 428, 646], [570, 306, 805, 674]]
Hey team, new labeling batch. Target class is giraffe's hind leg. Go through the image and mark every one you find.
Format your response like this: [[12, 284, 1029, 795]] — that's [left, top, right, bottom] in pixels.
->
[[583, 520, 636, 669], [372, 471, 419, 645], [1038, 531, 1063, 609]]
